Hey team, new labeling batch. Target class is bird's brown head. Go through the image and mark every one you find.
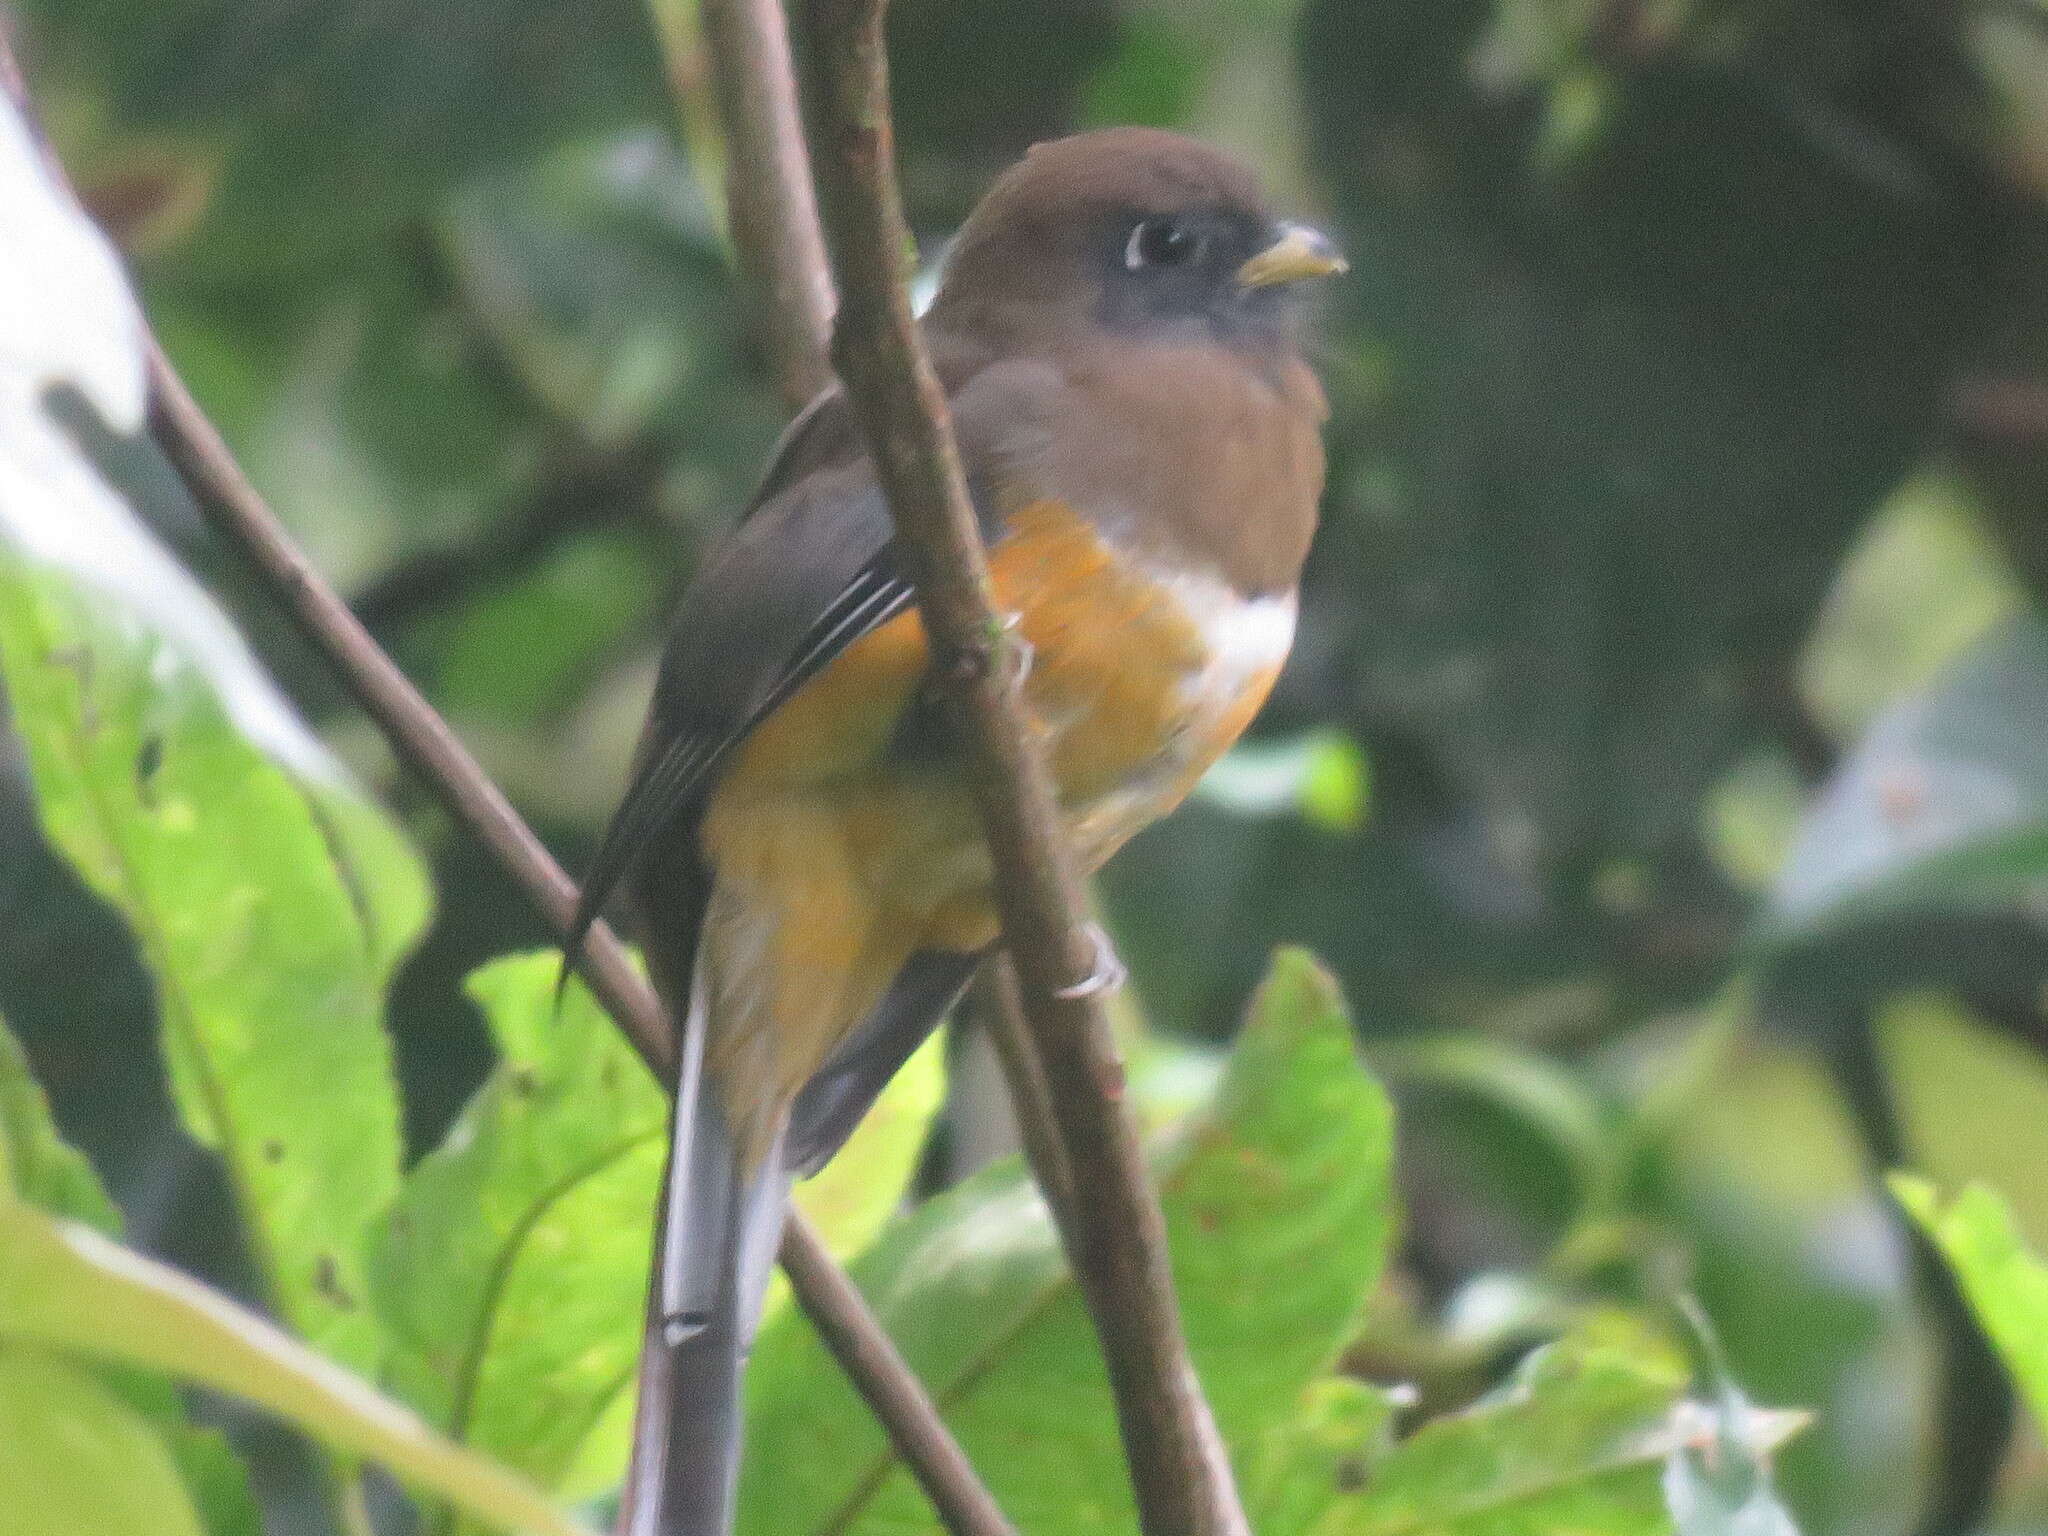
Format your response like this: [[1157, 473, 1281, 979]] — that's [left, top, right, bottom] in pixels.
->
[[927, 127, 1344, 356]]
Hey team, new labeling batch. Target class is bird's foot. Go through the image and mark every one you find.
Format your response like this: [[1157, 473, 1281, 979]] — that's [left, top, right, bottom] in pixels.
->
[[999, 612, 1034, 689], [1054, 922, 1128, 999]]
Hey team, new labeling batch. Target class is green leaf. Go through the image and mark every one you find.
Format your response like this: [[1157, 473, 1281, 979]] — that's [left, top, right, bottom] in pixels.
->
[[434, 535, 663, 729], [0, 1011, 263, 1536], [1078, 13, 1217, 129], [0, 1009, 119, 1230], [1893, 1175, 2048, 1435], [142, 1389, 266, 1536], [1195, 729, 1373, 834], [0, 1198, 594, 1536], [1799, 481, 2022, 744], [369, 949, 949, 1506], [25, 0, 666, 270], [739, 947, 1397, 1534], [368, 953, 666, 1495], [440, 137, 735, 452], [1341, 1322, 1684, 1536], [1266, 1319, 1805, 1536], [0, 1346, 206, 1536], [0, 556, 425, 1373], [0, 93, 429, 1374], [1376, 1033, 1620, 1224], [1248, 1377, 1400, 1536]]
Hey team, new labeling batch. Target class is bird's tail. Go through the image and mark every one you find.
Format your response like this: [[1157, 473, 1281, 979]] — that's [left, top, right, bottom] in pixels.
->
[[619, 986, 790, 1536]]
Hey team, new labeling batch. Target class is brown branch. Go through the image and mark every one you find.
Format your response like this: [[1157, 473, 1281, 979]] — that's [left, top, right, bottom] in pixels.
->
[[142, 352, 1014, 1536], [642, 9, 1018, 1534], [144, 354, 677, 1072], [0, 38, 1007, 1534], [651, 0, 837, 408], [796, 5, 1250, 1534]]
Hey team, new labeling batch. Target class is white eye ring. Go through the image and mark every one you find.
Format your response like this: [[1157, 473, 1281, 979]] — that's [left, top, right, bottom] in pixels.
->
[[1125, 219, 1198, 271]]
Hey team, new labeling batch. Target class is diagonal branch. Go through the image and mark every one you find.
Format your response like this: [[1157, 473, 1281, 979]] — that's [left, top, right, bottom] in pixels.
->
[[795, 4, 1251, 1534], [144, 354, 675, 1073], [143, 353, 1015, 1536], [0, 34, 1010, 1536]]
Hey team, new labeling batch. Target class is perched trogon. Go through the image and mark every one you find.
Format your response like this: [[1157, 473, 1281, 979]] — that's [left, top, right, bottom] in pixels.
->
[[571, 127, 1344, 1536]]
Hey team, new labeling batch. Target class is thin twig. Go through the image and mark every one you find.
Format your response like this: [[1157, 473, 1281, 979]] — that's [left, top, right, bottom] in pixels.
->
[[646, 6, 1017, 1532], [142, 352, 1014, 1536], [0, 37, 1008, 1531], [796, 4, 1250, 1533], [967, 960, 1073, 1214], [650, 0, 837, 408], [145, 353, 676, 1072]]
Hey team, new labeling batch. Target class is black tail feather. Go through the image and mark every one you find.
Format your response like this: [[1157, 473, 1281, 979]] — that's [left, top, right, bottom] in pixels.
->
[[620, 947, 976, 1534], [620, 1021, 789, 1536], [786, 949, 981, 1175]]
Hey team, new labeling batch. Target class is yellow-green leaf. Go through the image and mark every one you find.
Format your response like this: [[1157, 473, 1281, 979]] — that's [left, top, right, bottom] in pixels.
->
[[0, 1199, 592, 1536], [1894, 1174, 2048, 1436], [0, 1346, 206, 1536], [740, 948, 1397, 1534]]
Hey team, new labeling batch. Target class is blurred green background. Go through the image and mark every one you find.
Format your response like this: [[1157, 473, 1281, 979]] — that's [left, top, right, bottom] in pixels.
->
[[8, 0, 2048, 1531]]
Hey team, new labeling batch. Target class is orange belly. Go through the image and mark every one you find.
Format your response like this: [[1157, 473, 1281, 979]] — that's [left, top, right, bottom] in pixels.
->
[[697, 499, 1286, 1149], [727, 501, 1276, 823]]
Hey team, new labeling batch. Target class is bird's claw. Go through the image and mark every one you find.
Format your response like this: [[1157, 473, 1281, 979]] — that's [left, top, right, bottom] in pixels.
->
[[1054, 923, 1127, 999], [999, 613, 1034, 690]]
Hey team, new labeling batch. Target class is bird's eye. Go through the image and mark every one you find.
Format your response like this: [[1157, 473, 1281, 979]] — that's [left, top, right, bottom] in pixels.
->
[[1125, 219, 1199, 271]]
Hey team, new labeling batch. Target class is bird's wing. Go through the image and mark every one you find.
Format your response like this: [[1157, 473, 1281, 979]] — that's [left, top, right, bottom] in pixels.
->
[[565, 390, 906, 976], [785, 947, 983, 1173], [607, 350, 1053, 1536], [567, 341, 1044, 988]]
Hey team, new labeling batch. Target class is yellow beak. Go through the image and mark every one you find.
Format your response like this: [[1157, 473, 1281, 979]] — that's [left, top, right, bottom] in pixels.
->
[[1236, 222, 1347, 289]]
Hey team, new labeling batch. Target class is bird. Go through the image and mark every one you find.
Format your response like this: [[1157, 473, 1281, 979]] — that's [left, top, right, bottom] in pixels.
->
[[570, 125, 1344, 1536]]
